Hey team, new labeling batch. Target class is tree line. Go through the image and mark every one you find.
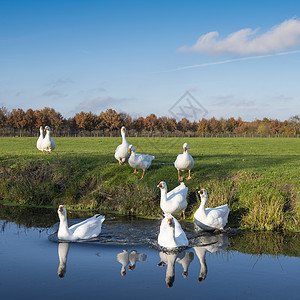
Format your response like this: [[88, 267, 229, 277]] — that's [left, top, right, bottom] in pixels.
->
[[0, 106, 299, 137]]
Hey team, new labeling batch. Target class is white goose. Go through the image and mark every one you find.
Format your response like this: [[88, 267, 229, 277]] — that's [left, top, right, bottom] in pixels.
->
[[174, 143, 194, 181], [158, 181, 188, 219], [128, 144, 155, 180], [117, 250, 130, 276], [194, 189, 230, 231], [41, 126, 56, 152], [114, 126, 129, 165], [36, 126, 44, 151], [57, 242, 70, 278], [57, 205, 105, 241], [157, 213, 188, 249]]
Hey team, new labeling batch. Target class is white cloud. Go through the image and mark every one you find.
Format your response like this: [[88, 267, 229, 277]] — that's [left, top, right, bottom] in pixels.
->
[[50, 78, 74, 88], [42, 90, 67, 97], [76, 96, 127, 112], [178, 18, 300, 55]]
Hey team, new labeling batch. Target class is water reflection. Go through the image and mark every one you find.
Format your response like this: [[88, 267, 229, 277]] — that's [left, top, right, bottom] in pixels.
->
[[176, 251, 194, 278], [57, 242, 70, 278], [157, 250, 194, 288], [117, 250, 130, 276], [129, 250, 147, 270], [193, 233, 229, 282], [117, 250, 147, 276]]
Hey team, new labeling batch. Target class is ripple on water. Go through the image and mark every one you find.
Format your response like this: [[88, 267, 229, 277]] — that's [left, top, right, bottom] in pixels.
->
[[48, 215, 234, 252]]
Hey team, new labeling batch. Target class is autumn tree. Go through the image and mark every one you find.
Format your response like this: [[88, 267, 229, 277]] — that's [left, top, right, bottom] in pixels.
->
[[23, 109, 36, 134], [144, 114, 158, 132], [132, 117, 145, 132], [34, 107, 63, 131], [269, 119, 282, 134], [101, 109, 122, 131], [288, 115, 300, 135], [0, 106, 8, 129], [119, 112, 132, 129], [208, 117, 221, 134], [157, 116, 168, 132], [178, 118, 191, 133], [197, 118, 210, 134], [74, 112, 97, 132], [224, 117, 238, 133], [166, 117, 177, 132], [7, 108, 27, 136]]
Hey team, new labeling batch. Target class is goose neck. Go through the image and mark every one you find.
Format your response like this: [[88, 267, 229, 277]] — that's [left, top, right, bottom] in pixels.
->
[[58, 215, 71, 235], [121, 132, 128, 144], [160, 188, 168, 202], [166, 226, 177, 247]]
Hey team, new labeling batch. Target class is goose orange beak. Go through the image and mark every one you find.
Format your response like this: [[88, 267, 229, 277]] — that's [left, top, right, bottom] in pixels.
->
[[157, 182, 163, 188], [167, 218, 172, 225], [59, 205, 63, 212]]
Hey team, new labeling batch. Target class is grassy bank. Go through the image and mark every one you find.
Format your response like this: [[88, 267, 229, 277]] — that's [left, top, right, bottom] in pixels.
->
[[0, 137, 299, 231]]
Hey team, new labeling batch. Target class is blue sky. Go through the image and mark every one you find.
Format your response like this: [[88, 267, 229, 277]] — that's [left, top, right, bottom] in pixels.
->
[[1, 0, 300, 121]]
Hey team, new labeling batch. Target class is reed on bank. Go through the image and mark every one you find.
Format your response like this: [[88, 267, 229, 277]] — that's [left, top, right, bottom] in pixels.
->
[[0, 137, 299, 231]]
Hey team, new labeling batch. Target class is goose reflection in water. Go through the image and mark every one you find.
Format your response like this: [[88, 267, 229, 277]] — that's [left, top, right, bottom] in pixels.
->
[[129, 250, 147, 271], [117, 250, 147, 276], [57, 242, 70, 278], [157, 250, 194, 288], [193, 233, 229, 282], [176, 251, 194, 278]]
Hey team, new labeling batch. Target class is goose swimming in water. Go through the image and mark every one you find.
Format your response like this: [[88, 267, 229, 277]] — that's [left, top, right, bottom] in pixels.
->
[[57, 205, 105, 241]]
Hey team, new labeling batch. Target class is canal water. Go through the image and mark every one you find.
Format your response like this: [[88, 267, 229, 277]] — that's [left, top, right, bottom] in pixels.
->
[[0, 206, 299, 299]]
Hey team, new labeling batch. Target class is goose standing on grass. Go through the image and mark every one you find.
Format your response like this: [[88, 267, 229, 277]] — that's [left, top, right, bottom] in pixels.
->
[[157, 213, 188, 249], [158, 181, 188, 219], [36, 126, 44, 151], [128, 144, 155, 180], [57, 205, 105, 241], [194, 189, 230, 231], [114, 126, 129, 165], [41, 126, 56, 152], [174, 143, 194, 181]]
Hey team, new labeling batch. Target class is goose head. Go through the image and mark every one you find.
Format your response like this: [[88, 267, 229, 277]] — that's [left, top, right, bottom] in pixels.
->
[[157, 181, 167, 190], [183, 143, 189, 152], [57, 205, 67, 220], [198, 189, 208, 202], [121, 126, 126, 135], [165, 215, 176, 235], [45, 125, 51, 132], [167, 217, 173, 226], [128, 144, 136, 154], [166, 275, 175, 288]]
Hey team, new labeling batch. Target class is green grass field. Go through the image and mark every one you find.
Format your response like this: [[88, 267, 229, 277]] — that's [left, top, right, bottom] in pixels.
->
[[0, 137, 299, 231]]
